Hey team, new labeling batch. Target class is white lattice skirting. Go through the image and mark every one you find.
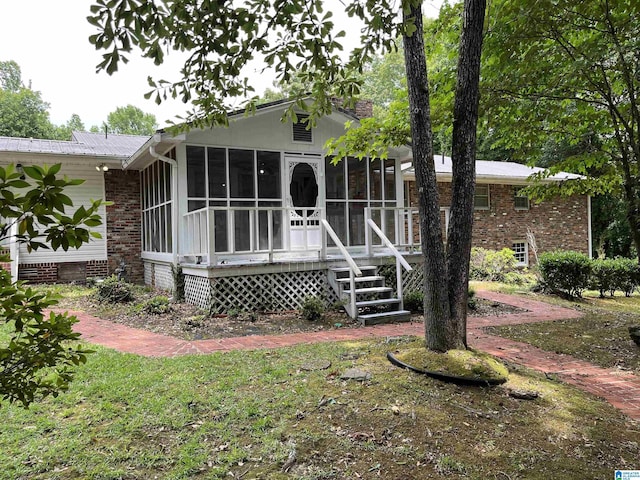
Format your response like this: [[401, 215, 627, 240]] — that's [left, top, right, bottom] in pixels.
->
[[185, 270, 339, 313], [378, 263, 424, 294]]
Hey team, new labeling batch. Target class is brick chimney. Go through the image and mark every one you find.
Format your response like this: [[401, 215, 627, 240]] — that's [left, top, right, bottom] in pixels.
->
[[354, 99, 374, 119]]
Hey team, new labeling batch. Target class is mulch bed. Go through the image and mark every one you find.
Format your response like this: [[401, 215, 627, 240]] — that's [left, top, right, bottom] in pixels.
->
[[59, 289, 526, 341]]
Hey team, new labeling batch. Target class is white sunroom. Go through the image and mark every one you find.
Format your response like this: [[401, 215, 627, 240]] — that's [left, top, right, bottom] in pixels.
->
[[127, 100, 422, 323]]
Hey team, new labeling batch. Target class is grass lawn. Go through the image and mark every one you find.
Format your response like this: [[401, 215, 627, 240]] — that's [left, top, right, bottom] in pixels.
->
[[1, 321, 639, 479], [486, 289, 640, 372]]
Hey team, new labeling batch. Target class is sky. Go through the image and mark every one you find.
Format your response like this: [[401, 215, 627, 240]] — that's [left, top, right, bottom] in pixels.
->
[[1, 0, 444, 130]]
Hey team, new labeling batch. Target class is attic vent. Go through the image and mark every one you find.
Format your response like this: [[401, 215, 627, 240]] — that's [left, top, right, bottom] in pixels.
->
[[292, 114, 313, 143]]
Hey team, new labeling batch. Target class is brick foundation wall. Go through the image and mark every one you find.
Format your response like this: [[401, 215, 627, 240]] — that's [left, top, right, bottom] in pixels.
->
[[16, 260, 108, 284], [104, 169, 143, 284], [18, 263, 58, 283], [406, 181, 590, 263]]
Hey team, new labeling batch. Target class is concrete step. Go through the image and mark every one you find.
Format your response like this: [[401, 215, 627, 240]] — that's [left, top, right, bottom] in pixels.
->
[[358, 310, 412, 326]]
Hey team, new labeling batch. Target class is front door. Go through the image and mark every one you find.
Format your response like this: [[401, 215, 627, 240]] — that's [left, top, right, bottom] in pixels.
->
[[285, 154, 323, 250]]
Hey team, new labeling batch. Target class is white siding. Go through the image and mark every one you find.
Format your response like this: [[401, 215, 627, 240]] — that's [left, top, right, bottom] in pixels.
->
[[0, 157, 108, 264]]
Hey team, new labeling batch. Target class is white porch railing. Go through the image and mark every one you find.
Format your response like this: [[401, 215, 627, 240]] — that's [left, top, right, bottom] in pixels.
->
[[182, 206, 322, 265], [365, 217, 413, 310], [181, 205, 433, 266]]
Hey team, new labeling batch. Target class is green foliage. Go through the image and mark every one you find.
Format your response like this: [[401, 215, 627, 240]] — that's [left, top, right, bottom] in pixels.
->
[[470, 247, 518, 282], [538, 251, 593, 298], [403, 291, 424, 314], [481, 0, 640, 256], [0, 269, 93, 407], [106, 104, 157, 135], [300, 296, 324, 322], [608, 258, 640, 297], [590, 258, 618, 298], [0, 164, 103, 407], [0, 87, 57, 139], [96, 276, 134, 304], [143, 295, 171, 315], [87, 0, 412, 129], [0, 60, 22, 92]]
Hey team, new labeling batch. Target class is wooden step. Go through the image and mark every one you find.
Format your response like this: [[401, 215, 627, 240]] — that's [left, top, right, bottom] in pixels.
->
[[336, 275, 384, 284], [342, 286, 393, 296], [331, 266, 377, 278], [358, 310, 412, 325], [356, 298, 400, 308]]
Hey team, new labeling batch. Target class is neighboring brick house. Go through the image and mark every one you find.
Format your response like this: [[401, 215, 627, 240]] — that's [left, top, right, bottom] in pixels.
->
[[402, 156, 591, 266], [0, 132, 147, 284]]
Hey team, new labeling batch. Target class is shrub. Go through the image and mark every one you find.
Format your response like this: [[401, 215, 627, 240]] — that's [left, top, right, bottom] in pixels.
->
[[96, 275, 134, 303], [470, 247, 518, 282], [301, 296, 324, 321], [143, 295, 171, 314], [467, 288, 477, 310], [538, 250, 592, 298], [404, 291, 424, 313], [611, 257, 640, 297], [591, 258, 618, 297]]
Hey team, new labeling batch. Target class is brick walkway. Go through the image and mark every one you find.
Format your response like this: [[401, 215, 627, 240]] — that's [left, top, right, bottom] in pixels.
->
[[66, 290, 640, 420]]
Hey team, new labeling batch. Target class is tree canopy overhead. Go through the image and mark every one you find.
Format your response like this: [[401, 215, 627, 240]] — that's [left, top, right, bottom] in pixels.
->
[[481, 0, 640, 260], [89, 0, 487, 352]]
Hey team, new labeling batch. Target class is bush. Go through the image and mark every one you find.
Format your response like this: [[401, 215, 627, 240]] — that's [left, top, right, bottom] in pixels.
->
[[470, 247, 518, 282], [404, 291, 424, 313], [96, 275, 134, 303], [591, 258, 618, 297], [538, 250, 592, 298], [301, 296, 324, 321], [143, 295, 171, 314], [611, 257, 640, 297]]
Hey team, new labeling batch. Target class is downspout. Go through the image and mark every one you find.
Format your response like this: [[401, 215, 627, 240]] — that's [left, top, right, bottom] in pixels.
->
[[149, 143, 179, 267]]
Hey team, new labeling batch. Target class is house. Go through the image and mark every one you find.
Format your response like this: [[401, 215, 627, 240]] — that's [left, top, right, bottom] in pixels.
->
[[402, 155, 591, 266], [0, 99, 592, 323]]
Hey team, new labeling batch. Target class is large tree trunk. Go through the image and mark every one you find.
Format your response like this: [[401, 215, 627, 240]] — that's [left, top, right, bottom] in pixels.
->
[[403, 0, 486, 352], [403, 2, 454, 352], [447, 0, 487, 346]]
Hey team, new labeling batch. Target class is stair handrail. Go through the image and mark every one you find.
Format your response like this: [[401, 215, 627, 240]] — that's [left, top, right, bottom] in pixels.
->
[[320, 219, 362, 318], [366, 218, 412, 310]]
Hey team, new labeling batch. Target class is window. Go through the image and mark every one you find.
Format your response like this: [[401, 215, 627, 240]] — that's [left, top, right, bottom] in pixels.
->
[[512, 241, 528, 266], [141, 153, 174, 254], [292, 114, 312, 143], [324, 155, 397, 246], [514, 187, 529, 210], [474, 184, 490, 209], [186, 147, 283, 252]]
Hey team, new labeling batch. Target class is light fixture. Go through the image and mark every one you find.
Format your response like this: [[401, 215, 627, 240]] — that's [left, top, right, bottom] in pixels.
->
[[96, 163, 109, 172]]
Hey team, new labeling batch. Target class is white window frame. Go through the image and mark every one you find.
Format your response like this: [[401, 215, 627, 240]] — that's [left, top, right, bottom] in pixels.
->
[[514, 186, 530, 210], [474, 184, 490, 210], [512, 241, 528, 266]]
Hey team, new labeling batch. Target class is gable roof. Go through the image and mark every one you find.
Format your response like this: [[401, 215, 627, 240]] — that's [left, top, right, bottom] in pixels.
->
[[0, 132, 149, 160], [402, 155, 582, 184]]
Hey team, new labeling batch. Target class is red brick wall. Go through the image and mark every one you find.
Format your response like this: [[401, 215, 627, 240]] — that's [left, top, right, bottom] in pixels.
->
[[406, 181, 590, 263], [16, 260, 108, 284], [104, 169, 144, 284]]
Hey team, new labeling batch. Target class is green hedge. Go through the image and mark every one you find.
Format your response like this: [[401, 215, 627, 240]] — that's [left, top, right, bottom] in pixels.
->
[[591, 257, 640, 297], [538, 251, 593, 298], [539, 250, 640, 298]]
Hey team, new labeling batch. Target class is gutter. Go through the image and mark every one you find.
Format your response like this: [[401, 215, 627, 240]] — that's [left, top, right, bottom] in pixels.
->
[[148, 137, 179, 268]]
